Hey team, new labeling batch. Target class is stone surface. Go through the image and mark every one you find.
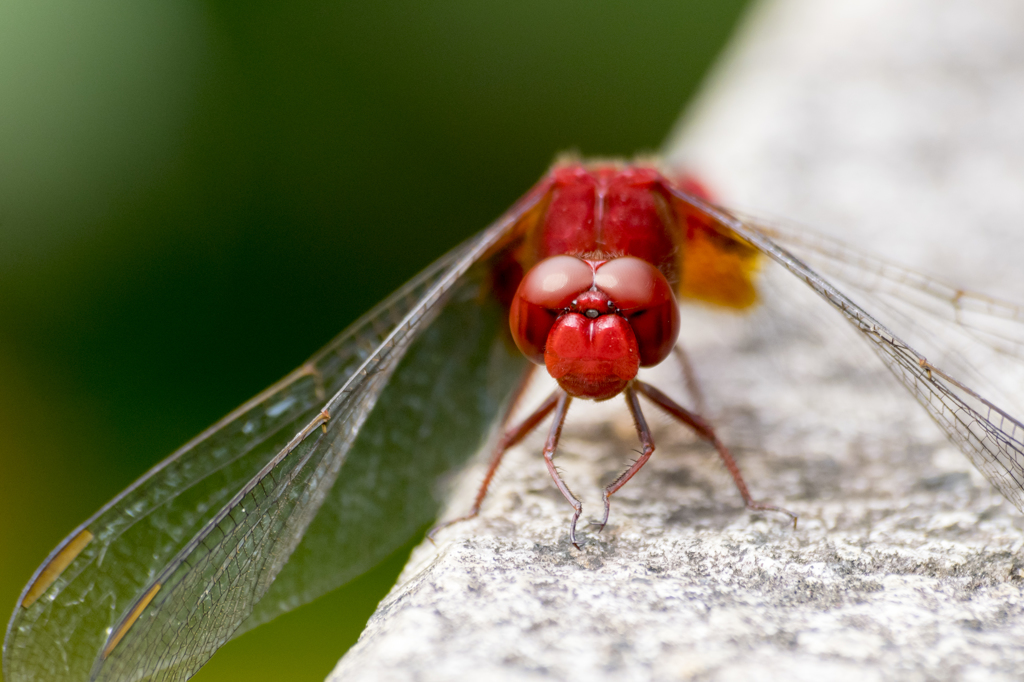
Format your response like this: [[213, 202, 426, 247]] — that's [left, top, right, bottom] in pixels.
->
[[329, 1, 1024, 680]]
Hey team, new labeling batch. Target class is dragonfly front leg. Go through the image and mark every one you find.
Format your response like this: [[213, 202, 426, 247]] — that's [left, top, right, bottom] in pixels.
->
[[428, 374, 558, 541], [634, 380, 797, 527], [595, 383, 656, 533], [539, 391, 582, 547]]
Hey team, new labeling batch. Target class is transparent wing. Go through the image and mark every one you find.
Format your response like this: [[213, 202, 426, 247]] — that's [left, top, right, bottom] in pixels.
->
[[4, 182, 547, 682], [740, 218, 1024, 418], [241, 257, 529, 633], [671, 188, 1024, 514], [87, 229, 525, 682]]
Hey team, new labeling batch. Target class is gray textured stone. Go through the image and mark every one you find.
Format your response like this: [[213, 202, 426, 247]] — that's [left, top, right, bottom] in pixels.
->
[[329, 1, 1024, 680]]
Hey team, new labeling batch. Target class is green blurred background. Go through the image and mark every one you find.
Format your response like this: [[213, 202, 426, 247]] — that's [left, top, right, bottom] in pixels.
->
[[0, 1, 749, 679]]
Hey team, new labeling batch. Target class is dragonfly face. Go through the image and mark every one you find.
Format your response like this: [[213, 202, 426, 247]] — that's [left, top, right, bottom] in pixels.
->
[[6, 159, 1024, 682], [511, 255, 681, 400]]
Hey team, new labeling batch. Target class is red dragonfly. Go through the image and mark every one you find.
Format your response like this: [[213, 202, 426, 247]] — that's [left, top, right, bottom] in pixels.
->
[[6, 160, 1024, 682]]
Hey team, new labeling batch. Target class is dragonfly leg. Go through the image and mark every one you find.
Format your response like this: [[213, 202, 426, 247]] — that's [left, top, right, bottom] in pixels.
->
[[595, 383, 656, 533], [634, 380, 797, 527], [672, 342, 706, 414], [539, 391, 583, 548], [428, 370, 562, 542]]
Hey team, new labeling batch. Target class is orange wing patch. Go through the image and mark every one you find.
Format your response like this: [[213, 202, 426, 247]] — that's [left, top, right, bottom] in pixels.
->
[[675, 200, 760, 309]]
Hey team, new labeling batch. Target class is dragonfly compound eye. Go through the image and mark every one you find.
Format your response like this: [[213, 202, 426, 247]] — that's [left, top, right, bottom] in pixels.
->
[[510, 255, 594, 364], [594, 257, 680, 367]]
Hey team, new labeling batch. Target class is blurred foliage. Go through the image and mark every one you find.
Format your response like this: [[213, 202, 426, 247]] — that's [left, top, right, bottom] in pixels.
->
[[0, 0, 749, 680]]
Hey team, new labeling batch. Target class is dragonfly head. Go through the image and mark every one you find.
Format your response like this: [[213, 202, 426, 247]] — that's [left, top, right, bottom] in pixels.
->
[[509, 255, 680, 400]]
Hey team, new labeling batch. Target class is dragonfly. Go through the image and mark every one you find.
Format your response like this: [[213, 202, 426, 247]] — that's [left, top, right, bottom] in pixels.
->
[[5, 159, 1024, 682]]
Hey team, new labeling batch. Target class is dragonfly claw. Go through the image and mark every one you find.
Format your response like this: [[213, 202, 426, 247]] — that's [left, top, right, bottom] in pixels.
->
[[746, 499, 798, 529], [426, 512, 479, 545]]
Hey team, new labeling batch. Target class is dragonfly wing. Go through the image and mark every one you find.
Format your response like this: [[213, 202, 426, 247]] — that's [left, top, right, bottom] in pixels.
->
[[670, 188, 1024, 514], [735, 217, 1024, 418], [4, 180, 547, 682], [86, 218, 530, 682], [4, 353, 329, 682], [242, 262, 528, 631]]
